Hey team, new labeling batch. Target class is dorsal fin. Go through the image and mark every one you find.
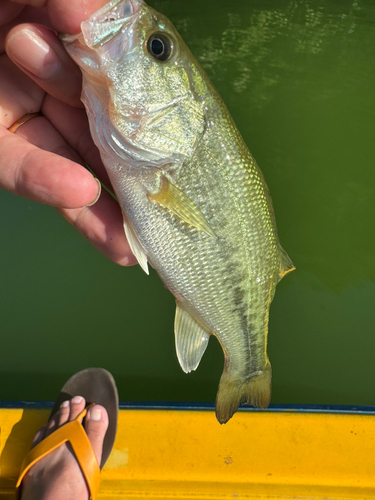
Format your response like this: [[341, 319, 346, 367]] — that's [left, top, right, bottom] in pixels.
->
[[174, 302, 210, 373], [278, 247, 295, 282], [147, 176, 216, 237]]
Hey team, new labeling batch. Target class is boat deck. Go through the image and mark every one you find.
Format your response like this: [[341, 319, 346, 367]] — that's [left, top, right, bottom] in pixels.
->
[[1, 404, 375, 499]]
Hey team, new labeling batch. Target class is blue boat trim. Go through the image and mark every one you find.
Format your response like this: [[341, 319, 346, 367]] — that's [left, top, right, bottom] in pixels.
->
[[1, 401, 375, 414]]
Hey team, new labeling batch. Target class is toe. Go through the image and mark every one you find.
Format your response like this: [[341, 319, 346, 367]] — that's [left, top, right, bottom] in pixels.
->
[[69, 395, 86, 421], [85, 405, 109, 467], [45, 410, 60, 436], [58, 399, 71, 426], [31, 424, 48, 448]]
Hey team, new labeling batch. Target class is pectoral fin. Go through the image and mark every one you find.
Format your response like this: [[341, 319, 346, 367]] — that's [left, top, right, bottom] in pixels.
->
[[175, 303, 210, 373], [147, 176, 215, 237], [122, 212, 149, 275]]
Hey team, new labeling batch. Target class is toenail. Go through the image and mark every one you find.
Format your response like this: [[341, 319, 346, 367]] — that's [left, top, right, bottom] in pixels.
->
[[91, 408, 102, 421], [72, 396, 83, 404], [60, 400, 69, 408]]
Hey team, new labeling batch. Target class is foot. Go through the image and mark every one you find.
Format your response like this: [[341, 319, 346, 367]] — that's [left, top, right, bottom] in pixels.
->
[[20, 396, 109, 500]]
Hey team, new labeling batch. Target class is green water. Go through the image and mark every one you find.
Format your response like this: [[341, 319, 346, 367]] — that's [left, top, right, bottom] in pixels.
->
[[1, 0, 374, 406]]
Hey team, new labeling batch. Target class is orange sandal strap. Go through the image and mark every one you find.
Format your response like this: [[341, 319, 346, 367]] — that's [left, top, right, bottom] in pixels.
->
[[16, 403, 101, 500]]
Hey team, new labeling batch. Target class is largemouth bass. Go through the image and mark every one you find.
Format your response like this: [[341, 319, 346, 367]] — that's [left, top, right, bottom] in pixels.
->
[[62, 0, 294, 423]]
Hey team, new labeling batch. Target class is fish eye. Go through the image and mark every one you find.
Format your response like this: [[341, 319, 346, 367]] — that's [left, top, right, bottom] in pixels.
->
[[146, 32, 174, 62]]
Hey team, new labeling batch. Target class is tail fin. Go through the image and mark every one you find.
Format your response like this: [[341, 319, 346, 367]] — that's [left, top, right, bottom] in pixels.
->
[[215, 363, 272, 424]]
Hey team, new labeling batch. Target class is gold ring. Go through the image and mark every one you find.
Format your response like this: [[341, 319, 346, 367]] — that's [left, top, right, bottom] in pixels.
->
[[8, 112, 43, 133]]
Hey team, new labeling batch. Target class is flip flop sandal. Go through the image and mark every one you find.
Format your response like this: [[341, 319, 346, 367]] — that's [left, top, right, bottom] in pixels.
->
[[15, 367, 119, 500]]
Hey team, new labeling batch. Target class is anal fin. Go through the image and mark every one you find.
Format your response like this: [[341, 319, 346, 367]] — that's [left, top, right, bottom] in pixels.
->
[[175, 302, 210, 373], [147, 176, 215, 237]]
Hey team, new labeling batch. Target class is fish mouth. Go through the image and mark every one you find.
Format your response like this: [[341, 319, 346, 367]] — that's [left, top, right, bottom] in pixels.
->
[[61, 0, 144, 51]]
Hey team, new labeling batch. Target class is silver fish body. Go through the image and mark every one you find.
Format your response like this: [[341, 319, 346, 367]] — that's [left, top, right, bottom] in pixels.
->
[[62, 0, 294, 423]]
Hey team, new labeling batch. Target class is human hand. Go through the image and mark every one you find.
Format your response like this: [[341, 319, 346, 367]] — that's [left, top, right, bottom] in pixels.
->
[[0, 0, 137, 266]]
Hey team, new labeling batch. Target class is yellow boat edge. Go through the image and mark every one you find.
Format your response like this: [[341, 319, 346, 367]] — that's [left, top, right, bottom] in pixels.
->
[[1, 403, 375, 500]]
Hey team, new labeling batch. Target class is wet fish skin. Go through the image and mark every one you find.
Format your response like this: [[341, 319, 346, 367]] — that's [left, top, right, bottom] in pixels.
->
[[62, 0, 294, 423]]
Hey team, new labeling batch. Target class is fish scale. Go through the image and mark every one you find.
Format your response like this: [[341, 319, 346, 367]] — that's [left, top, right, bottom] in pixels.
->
[[62, 0, 294, 423]]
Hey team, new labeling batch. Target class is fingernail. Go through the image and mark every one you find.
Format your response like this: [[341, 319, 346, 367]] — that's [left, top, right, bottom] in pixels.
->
[[7, 28, 61, 80], [72, 396, 83, 404], [91, 408, 102, 421], [60, 400, 69, 408], [86, 178, 102, 207]]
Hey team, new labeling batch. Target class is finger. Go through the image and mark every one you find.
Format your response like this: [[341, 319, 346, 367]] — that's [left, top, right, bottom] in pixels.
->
[[42, 94, 112, 186], [11, 1, 47, 7], [5, 23, 82, 107], [59, 191, 137, 266], [0, 126, 100, 208], [4, 114, 135, 265], [47, 0, 109, 34], [0, 53, 44, 129], [10, 113, 85, 164], [0, 2, 24, 28], [37, 98, 136, 265], [0, 5, 50, 54]]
